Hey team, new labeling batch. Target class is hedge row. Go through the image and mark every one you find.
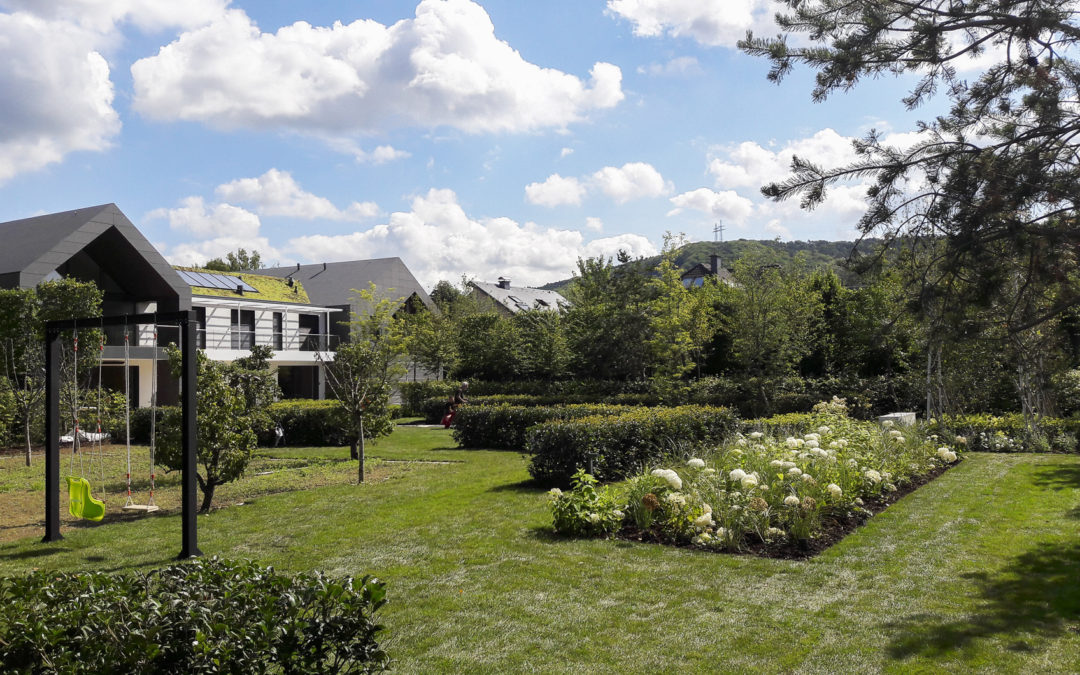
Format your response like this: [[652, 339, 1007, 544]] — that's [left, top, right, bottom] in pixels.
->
[[417, 394, 654, 424], [526, 405, 740, 485], [451, 403, 635, 449], [0, 557, 389, 673], [930, 413, 1080, 453]]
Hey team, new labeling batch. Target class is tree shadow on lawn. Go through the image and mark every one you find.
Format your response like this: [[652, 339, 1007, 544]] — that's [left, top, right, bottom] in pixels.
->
[[487, 478, 549, 494], [886, 541, 1080, 659], [1030, 462, 1080, 491], [0, 546, 73, 561]]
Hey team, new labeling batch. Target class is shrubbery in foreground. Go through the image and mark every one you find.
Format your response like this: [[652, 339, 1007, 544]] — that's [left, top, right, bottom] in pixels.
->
[[0, 557, 388, 674], [548, 399, 961, 552]]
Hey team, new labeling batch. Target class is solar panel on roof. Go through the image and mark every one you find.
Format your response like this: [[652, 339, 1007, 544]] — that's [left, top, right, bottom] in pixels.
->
[[177, 269, 258, 293]]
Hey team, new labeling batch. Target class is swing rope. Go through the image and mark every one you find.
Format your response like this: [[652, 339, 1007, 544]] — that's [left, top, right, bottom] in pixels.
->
[[66, 328, 79, 478], [148, 320, 158, 508], [123, 319, 159, 512], [124, 322, 133, 507], [94, 326, 105, 494]]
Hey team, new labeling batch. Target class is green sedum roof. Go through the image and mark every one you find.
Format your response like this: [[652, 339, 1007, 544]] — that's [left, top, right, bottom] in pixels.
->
[[174, 267, 311, 304]]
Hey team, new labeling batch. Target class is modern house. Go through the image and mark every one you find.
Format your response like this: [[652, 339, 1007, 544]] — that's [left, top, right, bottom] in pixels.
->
[[469, 278, 569, 316], [681, 254, 736, 288], [0, 204, 434, 406]]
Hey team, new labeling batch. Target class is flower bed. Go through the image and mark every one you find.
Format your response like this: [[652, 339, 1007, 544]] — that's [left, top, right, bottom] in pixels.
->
[[547, 399, 962, 557], [929, 413, 1080, 453]]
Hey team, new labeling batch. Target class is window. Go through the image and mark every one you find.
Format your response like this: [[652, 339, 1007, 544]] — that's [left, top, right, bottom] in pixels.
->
[[273, 312, 283, 350], [195, 307, 206, 348], [230, 309, 255, 349]]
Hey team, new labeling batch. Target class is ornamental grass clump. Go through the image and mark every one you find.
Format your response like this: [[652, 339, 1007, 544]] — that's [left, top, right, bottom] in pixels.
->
[[549, 400, 963, 553]]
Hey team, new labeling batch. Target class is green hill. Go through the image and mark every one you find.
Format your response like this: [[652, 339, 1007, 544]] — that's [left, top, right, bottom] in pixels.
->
[[540, 238, 886, 292]]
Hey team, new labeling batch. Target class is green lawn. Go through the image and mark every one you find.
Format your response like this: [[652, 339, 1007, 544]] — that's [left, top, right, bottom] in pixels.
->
[[1, 426, 1079, 673]]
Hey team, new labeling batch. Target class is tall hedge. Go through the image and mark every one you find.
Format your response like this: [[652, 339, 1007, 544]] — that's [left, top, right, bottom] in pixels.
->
[[526, 405, 740, 485], [267, 399, 348, 447], [451, 403, 634, 449]]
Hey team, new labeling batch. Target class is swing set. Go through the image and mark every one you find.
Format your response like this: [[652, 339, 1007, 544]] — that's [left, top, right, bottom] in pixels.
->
[[43, 310, 201, 559]]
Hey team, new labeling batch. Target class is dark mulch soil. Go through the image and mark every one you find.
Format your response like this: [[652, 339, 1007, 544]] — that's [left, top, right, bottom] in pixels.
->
[[615, 460, 957, 560]]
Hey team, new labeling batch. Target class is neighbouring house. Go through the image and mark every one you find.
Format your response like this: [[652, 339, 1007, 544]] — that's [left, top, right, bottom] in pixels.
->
[[681, 254, 736, 288], [260, 259, 436, 344], [468, 277, 569, 316]]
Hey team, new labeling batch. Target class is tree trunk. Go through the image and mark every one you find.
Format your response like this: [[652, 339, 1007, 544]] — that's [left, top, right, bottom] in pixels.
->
[[199, 481, 215, 513], [24, 416, 31, 467], [357, 416, 366, 484]]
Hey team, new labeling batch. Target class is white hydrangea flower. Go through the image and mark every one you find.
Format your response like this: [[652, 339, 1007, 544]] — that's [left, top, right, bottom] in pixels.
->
[[798, 452, 810, 460], [847, 459, 859, 467], [805, 439, 820, 449], [854, 497, 865, 506], [837, 439, 848, 447], [770, 459, 784, 468], [786, 437, 800, 449], [884, 483, 897, 493], [826, 483, 842, 498], [795, 438, 805, 447], [702, 503, 712, 514], [587, 512, 600, 523], [731, 448, 744, 456], [741, 474, 759, 489], [883, 420, 894, 428], [694, 512, 714, 528], [889, 429, 904, 438], [715, 526, 727, 539], [864, 469, 882, 484], [788, 467, 802, 477], [801, 473, 815, 483], [703, 468, 716, 475], [766, 527, 785, 538], [817, 425, 831, 434], [687, 458, 706, 469], [736, 438, 747, 446], [784, 495, 801, 506], [666, 492, 686, 506], [828, 441, 840, 449], [613, 510, 624, 519], [651, 468, 683, 490], [954, 436, 968, 445], [548, 488, 563, 498], [749, 431, 764, 439], [729, 468, 748, 482], [804, 433, 820, 442], [781, 461, 797, 470], [937, 447, 957, 462]]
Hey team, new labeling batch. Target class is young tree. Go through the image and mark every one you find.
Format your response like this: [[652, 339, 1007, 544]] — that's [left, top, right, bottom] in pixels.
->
[[158, 346, 277, 512], [204, 248, 263, 272], [740, 0, 1080, 339], [0, 279, 102, 465], [320, 284, 406, 482]]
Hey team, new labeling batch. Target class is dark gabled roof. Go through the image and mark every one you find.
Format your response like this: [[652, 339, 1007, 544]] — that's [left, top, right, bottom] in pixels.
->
[[0, 203, 191, 310], [681, 262, 736, 286], [260, 258, 435, 313], [470, 281, 569, 315]]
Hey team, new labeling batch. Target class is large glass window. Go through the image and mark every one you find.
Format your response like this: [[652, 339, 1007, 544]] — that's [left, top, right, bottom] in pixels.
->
[[230, 309, 255, 349], [273, 312, 283, 350]]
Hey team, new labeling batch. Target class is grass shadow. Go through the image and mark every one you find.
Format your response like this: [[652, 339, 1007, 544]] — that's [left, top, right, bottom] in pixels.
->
[[488, 478, 549, 494], [886, 541, 1080, 659], [0, 546, 72, 560], [1030, 463, 1080, 491]]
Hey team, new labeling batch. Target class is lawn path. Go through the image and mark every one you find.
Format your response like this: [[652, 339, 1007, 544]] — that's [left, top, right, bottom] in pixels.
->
[[1, 429, 1078, 673]]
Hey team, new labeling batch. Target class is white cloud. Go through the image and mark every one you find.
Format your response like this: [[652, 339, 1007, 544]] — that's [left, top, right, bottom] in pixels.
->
[[215, 169, 379, 221], [131, 1, 624, 134], [147, 196, 262, 239], [585, 216, 603, 232], [708, 128, 861, 190], [166, 236, 283, 267], [323, 137, 412, 164], [288, 188, 657, 287], [0, 2, 229, 184], [667, 188, 754, 223], [607, 0, 783, 47], [590, 162, 673, 203], [560, 147, 574, 158], [0, 0, 226, 32], [0, 13, 119, 184], [527, 161, 672, 207], [763, 219, 790, 239], [525, 174, 586, 207], [637, 56, 701, 77]]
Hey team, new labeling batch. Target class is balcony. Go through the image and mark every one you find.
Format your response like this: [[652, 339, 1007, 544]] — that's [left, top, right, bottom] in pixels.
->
[[195, 328, 339, 353]]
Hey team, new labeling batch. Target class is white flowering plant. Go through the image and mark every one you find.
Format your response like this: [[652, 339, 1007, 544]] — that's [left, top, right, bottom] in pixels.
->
[[549, 469, 623, 538]]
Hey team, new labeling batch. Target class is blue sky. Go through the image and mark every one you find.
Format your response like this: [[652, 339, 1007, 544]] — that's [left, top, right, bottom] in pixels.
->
[[0, 0, 945, 288]]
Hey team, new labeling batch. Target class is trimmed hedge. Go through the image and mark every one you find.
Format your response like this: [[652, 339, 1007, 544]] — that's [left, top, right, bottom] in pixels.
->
[[526, 405, 740, 485], [418, 394, 655, 424], [451, 403, 634, 449], [930, 413, 1080, 453], [267, 399, 348, 447], [0, 557, 389, 673]]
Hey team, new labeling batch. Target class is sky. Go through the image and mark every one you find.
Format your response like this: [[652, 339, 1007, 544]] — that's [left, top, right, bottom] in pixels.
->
[[0, 0, 953, 289]]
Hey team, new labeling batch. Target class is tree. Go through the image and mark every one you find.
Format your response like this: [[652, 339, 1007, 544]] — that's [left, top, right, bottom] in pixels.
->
[[320, 284, 406, 482], [0, 279, 102, 465], [204, 248, 263, 272], [564, 251, 654, 380], [740, 0, 1080, 340], [726, 255, 822, 409], [158, 346, 277, 512], [454, 312, 523, 381], [512, 309, 571, 381]]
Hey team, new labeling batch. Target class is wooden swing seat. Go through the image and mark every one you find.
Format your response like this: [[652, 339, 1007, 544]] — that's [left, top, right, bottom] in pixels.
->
[[122, 503, 160, 513]]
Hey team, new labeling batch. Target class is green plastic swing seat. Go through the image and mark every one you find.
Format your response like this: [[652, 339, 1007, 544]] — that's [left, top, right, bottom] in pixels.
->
[[67, 476, 105, 521]]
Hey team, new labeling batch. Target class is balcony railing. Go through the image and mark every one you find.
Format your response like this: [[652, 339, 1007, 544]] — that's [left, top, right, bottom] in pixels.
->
[[194, 329, 339, 352]]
